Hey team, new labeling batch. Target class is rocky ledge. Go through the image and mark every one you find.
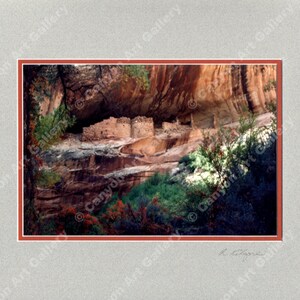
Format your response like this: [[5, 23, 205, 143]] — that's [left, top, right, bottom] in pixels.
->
[[36, 126, 205, 218]]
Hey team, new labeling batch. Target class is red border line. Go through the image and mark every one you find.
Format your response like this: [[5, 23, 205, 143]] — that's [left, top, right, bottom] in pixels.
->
[[276, 60, 283, 241], [19, 236, 280, 241], [18, 59, 282, 241], [18, 60, 23, 241], [19, 59, 280, 64]]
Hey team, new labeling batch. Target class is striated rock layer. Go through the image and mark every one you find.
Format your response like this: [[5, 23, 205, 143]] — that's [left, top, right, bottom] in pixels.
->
[[36, 128, 204, 218], [40, 64, 277, 130]]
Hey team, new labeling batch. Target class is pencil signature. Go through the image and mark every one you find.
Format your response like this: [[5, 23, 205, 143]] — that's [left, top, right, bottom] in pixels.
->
[[218, 248, 265, 262]]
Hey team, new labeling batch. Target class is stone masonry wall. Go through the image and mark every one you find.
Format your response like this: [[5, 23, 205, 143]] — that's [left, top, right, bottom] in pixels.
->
[[131, 116, 154, 138], [94, 117, 117, 139], [82, 116, 154, 141], [162, 122, 179, 131], [116, 117, 131, 138]]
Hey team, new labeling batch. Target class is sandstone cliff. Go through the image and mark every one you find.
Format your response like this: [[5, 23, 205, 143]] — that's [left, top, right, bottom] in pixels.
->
[[39, 64, 277, 130]]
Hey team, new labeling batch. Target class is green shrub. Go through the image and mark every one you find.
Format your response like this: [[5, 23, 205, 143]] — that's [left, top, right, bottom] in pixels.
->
[[121, 173, 188, 216], [36, 169, 61, 188], [33, 104, 76, 150], [184, 109, 275, 208], [263, 80, 277, 92], [122, 65, 150, 91], [266, 101, 277, 131], [266, 101, 277, 115], [238, 112, 256, 134], [179, 155, 191, 165]]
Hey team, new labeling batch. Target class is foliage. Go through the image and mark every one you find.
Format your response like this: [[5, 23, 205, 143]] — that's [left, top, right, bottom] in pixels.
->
[[187, 111, 265, 186], [179, 155, 191, 165], [30, 76, 54, 103], [266, 101, 277, 131], [33, 104, 76, 150], [29, 70, 58, 118], [29, 69, 76, 151], [263, 79, 277, 92], [100, 198, 173, 235], [121, 173, 188, 216], [209, 136, 277, 235], [188, 127, 234, 181], [39, 206, 104, 235], [59, 206, 104, 235], [36, 169, 61, 188], [173, 105, 278, 234], [238, 112, 256, 134], [122, 65, 150, 91]]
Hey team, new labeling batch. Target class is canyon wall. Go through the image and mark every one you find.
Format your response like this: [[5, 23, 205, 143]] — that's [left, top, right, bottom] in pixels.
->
[[38, 64, 277, 130]]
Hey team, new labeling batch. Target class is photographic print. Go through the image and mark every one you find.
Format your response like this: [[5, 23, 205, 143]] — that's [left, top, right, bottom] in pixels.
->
[[19, 59, 282, 240]]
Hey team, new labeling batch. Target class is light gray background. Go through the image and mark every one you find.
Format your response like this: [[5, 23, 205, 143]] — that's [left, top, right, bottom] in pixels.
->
[[0, 1, 299, 299]]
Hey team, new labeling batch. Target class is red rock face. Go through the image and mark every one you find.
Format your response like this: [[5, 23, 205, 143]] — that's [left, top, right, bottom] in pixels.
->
[[36, 127, 204, 218], [40, 64, 277, 129]]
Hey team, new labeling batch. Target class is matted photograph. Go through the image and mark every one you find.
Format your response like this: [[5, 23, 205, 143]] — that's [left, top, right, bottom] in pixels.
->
[[18, 59, 282, 241], [2, 0, 300, 299]]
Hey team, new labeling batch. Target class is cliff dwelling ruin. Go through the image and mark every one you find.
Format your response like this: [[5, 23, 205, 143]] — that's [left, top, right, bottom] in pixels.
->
[[81, 114, 206, 141]]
